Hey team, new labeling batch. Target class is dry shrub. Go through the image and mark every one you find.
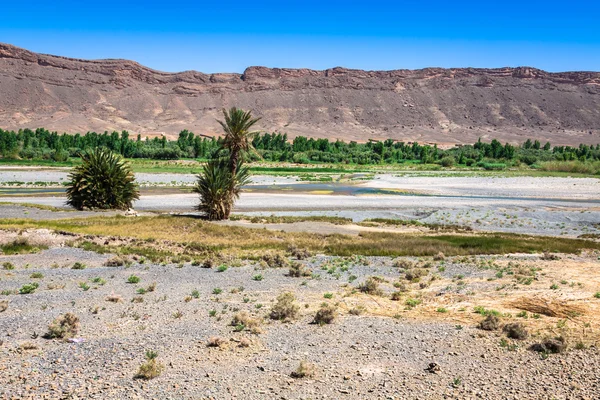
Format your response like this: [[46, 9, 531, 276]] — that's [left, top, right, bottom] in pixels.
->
[[291, 360, 316, 379], [288, 245, 312, 260], [358, 278, 383, 296], [47, 282, 66, 290], [288, 262, 312, 277], [313, 303, 337, 325], [478, 315, 500, 331], [529, 336, 567, 354], [509, 297, 586, 318], [44, 313, 79, 340], [405, 268, 428, 281], [201, 258, 217, 269], [0, 300, 8, 313], [261, 252, 290, 268], [238, 337, 252, 348], [207, 336, 227, 348], [348, 306, 366, 315], [393, 259, 414, 270], [390, 292, 403, 301], [135, 351, 164, 380], [104, 256, 127, 267], [433, 252, 445, 261], [19, 342, 38, 350], [540, 252, 560, 261], [503, 323, 528, 340], [231, 311, 261, 330], [270, 292, 299, 321], [106, 294, 123, 303]]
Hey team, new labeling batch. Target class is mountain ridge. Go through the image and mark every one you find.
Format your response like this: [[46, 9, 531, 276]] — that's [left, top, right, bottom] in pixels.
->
[[1, 42, 599, 145]]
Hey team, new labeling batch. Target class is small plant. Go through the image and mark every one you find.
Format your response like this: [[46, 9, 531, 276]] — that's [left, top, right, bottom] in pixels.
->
[[71, 262, 86, 270], [349, 306, 366, 315], [436, 307, 448, 313], [135, 350, 164, 380], [191, 290, 200, 299], [358, 277, 383, 296], [209, 310, 217, 317], [127, 275, 140, 284], [313, 303, 337, 325], [136, 288, 147, 295], [503, 322, 528, 340], [92, 277, 106, 285], [212, 288, 222, 295], [252, 274, 263, 281], [172, 310, 183, 319], [146, 282, 157, 292], [405, 298, 421, 309], [19, 282, 39, 294], [231, 311, 261, 332], [217, 265, 228, 272], [451, 377, 462, 388], [594, 292, 600, 299], [323, 292, 333, 299], [30, 272, 44, 279], [0, 300, 8, 313], [478, 315, 500, 331], [44, 313, 79, 340], [550, 283, 559, 290], [106, 294, 123, 303], [79, 282, 90, 291], [291, 360, 316, 379], [270, 292, 300, 321], [2, 262, 15, 270], [390, 291, 403, 301], [288, 262, 311, 277], [104, 256, 126, 267]]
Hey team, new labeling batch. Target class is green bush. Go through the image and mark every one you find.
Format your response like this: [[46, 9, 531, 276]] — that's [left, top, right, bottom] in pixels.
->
[[66, 148, 139, 210]]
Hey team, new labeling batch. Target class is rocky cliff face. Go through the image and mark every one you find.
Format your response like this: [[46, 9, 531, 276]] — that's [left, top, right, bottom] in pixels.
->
[[1, 42, 599, 145]]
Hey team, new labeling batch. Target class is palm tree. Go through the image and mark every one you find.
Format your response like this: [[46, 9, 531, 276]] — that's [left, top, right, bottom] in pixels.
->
[[217, 107, 261, 218], [218, 107, 261, 179], [66, 148, 139, 210], [194, 157, 250, 220]]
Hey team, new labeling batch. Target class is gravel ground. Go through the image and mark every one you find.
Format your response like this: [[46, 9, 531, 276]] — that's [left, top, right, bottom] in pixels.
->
[[1, 244, 599, 399]]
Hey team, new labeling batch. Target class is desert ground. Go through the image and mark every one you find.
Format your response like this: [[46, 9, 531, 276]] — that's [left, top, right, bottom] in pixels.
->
[[1, 167, 600, 399]]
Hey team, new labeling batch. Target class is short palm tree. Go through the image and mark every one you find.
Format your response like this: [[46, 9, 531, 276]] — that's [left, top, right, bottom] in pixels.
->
[[194, 158, 250, 220], [66, 148, 139, 210]]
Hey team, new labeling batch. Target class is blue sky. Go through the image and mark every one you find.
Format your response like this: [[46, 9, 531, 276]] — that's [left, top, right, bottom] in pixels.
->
[[2, 0, 599, 73]]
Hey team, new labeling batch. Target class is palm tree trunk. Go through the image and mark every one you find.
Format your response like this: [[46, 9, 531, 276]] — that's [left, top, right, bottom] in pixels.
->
[[225, 149, 239, 219]]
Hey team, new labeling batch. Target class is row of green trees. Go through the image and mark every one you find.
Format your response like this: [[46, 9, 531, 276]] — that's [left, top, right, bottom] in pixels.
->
[[66, 108, 257, 221], [2, 126, 599, 166]]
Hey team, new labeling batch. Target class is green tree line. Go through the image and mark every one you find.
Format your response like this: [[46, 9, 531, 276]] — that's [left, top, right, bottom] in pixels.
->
[[0, 127, 599, 167]]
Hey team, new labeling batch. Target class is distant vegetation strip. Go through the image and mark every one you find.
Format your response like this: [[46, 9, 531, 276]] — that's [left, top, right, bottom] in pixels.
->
[[0, 128, 598, 174], [0, 215, 598, 257]]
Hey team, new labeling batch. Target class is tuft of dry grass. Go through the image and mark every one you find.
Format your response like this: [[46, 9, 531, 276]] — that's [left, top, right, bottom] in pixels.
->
[[270, 292, 300, 321], [291, 360, 316, 379], [0, 300, 8, 313], [231, 311, 262, 332], [288, 262, 312, 277], [358, 277, 383, 296], [509, 297, 586, 318], [19, 342, 39, 351], [106, 294, 123, 303]]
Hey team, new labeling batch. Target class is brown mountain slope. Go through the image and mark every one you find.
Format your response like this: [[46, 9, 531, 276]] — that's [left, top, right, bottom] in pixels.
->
[[0, 42, 599, 145]]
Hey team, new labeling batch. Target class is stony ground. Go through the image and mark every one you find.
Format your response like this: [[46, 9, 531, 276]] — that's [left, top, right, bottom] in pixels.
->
[[1, 231, 599, 399]]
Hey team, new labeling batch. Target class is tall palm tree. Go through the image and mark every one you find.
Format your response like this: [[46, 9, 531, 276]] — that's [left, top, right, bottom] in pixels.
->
[[218, 107, 261, 178], [217, 107, 261, 218]]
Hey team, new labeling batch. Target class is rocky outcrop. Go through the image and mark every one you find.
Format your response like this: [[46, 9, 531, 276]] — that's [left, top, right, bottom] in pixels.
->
[[0, 42, 599, 145]]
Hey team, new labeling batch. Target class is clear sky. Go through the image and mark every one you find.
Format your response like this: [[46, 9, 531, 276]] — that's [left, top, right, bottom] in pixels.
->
[[2, 0, 599, 73]]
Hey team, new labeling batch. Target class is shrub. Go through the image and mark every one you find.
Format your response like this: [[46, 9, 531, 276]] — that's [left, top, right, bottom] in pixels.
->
[[291, 361, 316, 379], [104, 256, 126, 267], [404, 268, 428, 281], [19, 283, 39, 294], [261, 252, 290, 269], [270, 292, 300, 321], [529, 337, 567, 354], [2, 262, 14, 270], [44, 313, 79, 339], [194, 158, 250, 220], [313, 303, 337, 325], [1, 237, 45, 255], [71, 262, 86, 270], [288, 262, 312, 277], [135, 350, 164, 380], [478, 315, 500, 331], [503, 322, 528, 340], [231, 311, 261, 332], [127, 275, 140, 284], [358, 277, 383, 296], [66, 148, 139, 210], [0, 300, 8, 312], [439, 156, 455, 167], [288, 245, 312, 260], [393, 259, 414, 270], [207, 336, 226, 348]]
